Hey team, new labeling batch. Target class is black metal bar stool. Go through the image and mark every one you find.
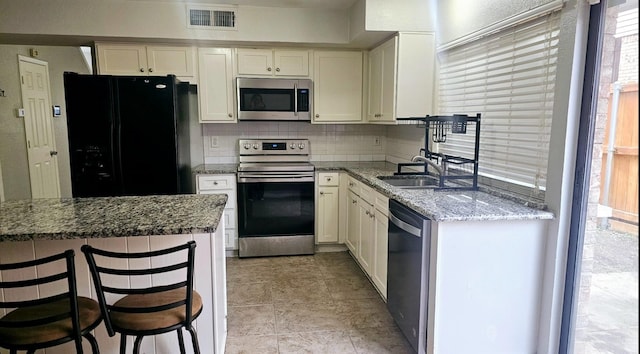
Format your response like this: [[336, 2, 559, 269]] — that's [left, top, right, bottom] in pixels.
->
[[0, 250, 102, 354], [81, 241, 202, 354]]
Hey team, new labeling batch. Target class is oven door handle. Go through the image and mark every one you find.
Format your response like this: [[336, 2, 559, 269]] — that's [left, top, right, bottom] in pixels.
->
[[238, 175, 315, 183]]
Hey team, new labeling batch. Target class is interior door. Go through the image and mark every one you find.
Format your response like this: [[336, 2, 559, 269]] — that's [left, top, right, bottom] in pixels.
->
[[18, 55, 60, 199]]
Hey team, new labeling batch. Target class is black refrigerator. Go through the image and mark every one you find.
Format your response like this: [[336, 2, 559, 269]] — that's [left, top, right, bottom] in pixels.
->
[[63, 73, 192, 197]]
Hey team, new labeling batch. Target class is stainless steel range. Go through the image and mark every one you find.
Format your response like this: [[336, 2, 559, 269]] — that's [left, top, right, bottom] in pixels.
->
[[236, 139, 315, 258]]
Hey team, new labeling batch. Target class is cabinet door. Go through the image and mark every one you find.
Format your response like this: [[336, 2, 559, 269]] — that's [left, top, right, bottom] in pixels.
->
[[372, 208, 388, 298], [317, 186, 339, 243], [313, 51, 363, 123], [358, 201, 374, 275], [379, 38, 397, 122], [96, 44, 147, 75], [367, 36, 397, 123], [198, 48, 236, 122], [236, 48, 273, 76], [274, 50, 309, 76], [345, 190, 360, 253], [146, 46, 195, 78], [366, 46, 383, 121]]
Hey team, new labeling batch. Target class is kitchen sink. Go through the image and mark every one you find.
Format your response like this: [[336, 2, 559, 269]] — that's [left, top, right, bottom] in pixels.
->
[[377, 175, 442, 189]]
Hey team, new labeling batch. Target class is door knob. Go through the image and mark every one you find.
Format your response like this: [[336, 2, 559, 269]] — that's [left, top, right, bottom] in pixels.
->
[[50, 151, 58, 156]]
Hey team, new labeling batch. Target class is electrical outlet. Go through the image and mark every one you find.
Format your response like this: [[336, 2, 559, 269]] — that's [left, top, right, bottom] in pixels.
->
[[373, 136, 381, 146], [210, 136, 219, 148]]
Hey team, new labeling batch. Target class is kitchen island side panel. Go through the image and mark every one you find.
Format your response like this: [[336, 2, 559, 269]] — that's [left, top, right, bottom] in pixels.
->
[[429, 219, 548, 354]]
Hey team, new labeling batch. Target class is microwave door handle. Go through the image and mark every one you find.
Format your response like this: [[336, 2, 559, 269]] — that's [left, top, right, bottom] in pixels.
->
[[294, 83, 298, 116]]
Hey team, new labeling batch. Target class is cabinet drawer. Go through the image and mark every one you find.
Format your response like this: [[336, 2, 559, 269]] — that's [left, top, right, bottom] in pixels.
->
[[198, 190, 237, 209], [347, 176, 360, 194], [197, 175, 235, 191], [318, 172, 339, 186], [374, 192, 389, 216], [360, 183, 374, 205]]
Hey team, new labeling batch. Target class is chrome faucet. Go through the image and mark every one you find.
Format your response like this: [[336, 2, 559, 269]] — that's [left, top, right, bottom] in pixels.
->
[[411, 155, 444, 176]]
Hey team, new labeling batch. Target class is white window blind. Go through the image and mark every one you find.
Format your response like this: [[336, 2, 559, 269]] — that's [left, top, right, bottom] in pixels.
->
[[437, 11, 560, 191]]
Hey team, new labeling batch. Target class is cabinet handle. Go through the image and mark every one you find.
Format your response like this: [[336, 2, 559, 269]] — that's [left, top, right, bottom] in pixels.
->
[[352, 199, 357, 204], [349, 182, 354, 187], [365, 210, 370, 216], [148, 68, 153, 73], [139, 68, 145, 72], [320, 191, 324, 195], [213, 181, 218, 185], [327, 177, 332, 181], [267, 67, 272, 72], [315, 114, 320, 118], [276, 67, 280, 72], [228, 113, 233, 118]]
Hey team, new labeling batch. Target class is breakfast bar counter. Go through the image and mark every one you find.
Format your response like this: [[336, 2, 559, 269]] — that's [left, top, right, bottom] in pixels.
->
[[0, 194, 227, 241], [0, 194, 229, 354]]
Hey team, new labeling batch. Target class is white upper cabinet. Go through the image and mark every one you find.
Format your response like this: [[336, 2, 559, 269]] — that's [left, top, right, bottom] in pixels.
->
[[197, 48, 236, 123], [236, 48, 310, 77], [95, 44, 197, 83], [367, 32, 436, 123], [312, 51, 364, 124]]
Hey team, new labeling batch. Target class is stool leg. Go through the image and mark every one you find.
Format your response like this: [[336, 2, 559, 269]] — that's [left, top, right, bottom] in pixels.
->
[[133, 335, 144, 354], [187, 326, 201, 354], [119, 334, 127, 354], [177, 328, 186, 354], [84, 332, 100, 354]]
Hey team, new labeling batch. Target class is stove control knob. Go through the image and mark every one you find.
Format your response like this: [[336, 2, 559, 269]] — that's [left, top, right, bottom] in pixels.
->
[[252, 143, 259, 150], [298, 143, 305, 149], [243, 143, 251, 150], [289, 143, 296, 149]]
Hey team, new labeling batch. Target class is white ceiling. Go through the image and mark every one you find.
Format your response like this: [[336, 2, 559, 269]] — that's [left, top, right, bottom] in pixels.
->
[[126, 0, 359, 10]]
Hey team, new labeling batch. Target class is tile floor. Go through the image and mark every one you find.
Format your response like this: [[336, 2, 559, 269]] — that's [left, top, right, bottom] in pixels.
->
[[224, 251, 414, 354]]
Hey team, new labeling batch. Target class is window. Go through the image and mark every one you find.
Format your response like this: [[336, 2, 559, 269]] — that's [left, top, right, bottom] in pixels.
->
[[437, 11, 561, 194]]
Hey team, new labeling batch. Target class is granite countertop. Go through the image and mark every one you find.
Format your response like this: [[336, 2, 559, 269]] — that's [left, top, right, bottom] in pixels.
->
[[193, 161, 554, 222], [0, 194, 228, 242], [314, 161, 554, 222], [193, 164, 238, 174]]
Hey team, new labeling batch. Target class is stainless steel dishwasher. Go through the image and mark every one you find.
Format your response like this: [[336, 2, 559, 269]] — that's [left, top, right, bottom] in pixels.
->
[[387, 199, 431, 354]]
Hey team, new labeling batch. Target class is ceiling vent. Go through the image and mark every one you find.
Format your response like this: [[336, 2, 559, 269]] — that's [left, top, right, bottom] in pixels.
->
[[187, 5, 237, 30]]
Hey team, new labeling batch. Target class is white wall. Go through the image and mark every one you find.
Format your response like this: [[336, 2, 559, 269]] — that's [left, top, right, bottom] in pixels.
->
[[0, 45, 89, 201], [0, 0, 350, 46], [435, 0, 558, 45]]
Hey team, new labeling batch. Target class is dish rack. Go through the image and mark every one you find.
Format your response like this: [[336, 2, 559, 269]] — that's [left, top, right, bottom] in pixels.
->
[[396, 114, 481, 190]]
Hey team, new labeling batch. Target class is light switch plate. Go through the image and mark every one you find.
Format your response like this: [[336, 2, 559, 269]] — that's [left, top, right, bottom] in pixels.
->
[[16, 108, 25, 117]]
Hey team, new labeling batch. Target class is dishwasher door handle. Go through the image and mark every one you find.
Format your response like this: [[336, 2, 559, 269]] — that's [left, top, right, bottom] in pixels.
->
[[389, 212, 422, 238]]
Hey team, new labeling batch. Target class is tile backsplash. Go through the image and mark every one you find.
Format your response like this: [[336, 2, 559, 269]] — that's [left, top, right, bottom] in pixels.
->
[[202, 122, 389, 163]]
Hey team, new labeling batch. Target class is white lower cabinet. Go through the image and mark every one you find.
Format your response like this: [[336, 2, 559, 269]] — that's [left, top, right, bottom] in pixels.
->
[[196, 174, 238, 250], [316, 173, 340, 243], [372, 200, 389, 298], [338, 174, 389, 298]]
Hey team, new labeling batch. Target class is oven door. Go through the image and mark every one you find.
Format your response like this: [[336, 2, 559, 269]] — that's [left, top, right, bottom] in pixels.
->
[[237, 177, 315, 238]]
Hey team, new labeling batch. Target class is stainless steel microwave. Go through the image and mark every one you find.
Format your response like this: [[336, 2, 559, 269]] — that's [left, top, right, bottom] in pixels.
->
[[236, 78, 312, 121]]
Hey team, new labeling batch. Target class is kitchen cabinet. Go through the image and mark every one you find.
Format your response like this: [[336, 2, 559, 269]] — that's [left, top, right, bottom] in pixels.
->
[[95, 44, 197, 83], [372, 197, 389, 298], [312, 51, 364, 123], [343, 175, 388, 297], [345, 189, 360, 253], [197, 48, 236, 123], [316, 172, 340, 243], [236, 48, 310, 77], [366, 32, 436, 123], [197, 174, 238, 250]]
